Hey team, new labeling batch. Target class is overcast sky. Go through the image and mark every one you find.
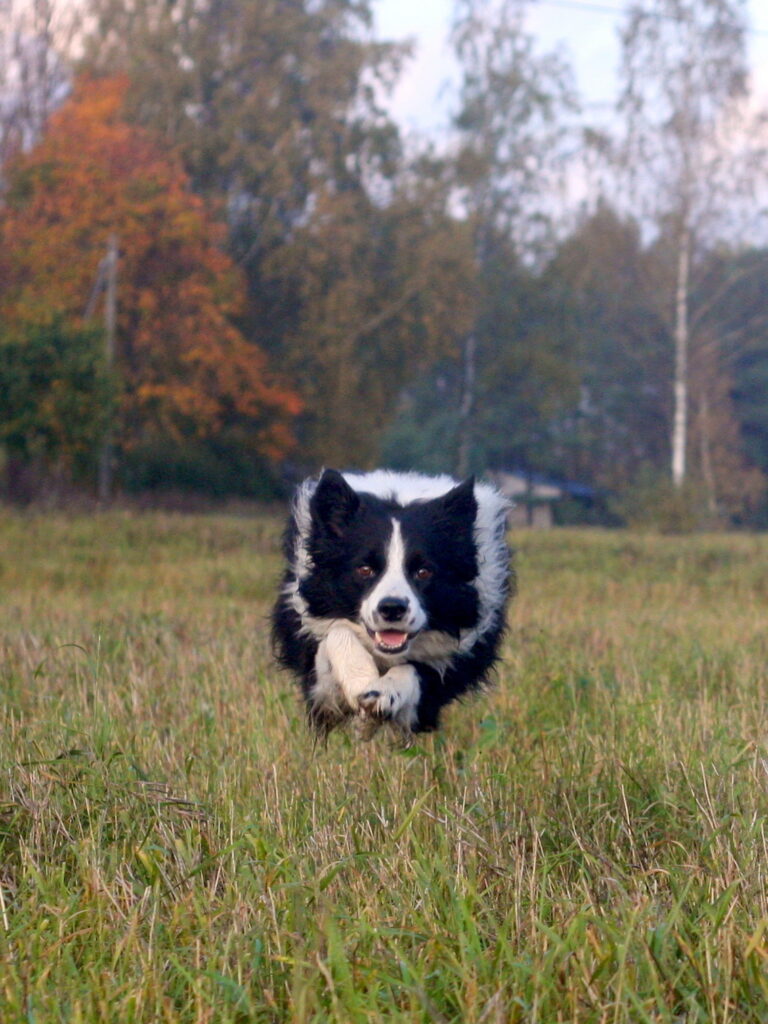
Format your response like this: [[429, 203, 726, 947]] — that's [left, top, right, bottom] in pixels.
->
[[372, 0, 768, 137]]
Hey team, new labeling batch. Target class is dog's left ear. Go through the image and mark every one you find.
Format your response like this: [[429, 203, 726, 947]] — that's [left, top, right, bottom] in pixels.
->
[[440, 475, 477, 522], [311, 468, 361, 537]]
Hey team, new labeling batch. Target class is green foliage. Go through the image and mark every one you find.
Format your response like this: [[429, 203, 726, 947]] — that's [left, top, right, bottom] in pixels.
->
[[81, 0, 405, 259], [382, 232, 582, 480], [0, 317, 115, 476], [380, 370, 463, 475], [714, 248, 768, 522], [544, 205, 672, 490], [4, 517, 768, 1018], [470, 236, 580, 473], [120, 436, 283, 500], [264, 185, 476, 467]]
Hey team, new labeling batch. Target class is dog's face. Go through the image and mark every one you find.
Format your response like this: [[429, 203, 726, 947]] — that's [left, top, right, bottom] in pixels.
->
[[299, 469, 480, 658]]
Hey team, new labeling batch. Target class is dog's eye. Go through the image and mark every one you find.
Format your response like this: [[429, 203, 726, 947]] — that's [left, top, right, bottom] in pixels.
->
[[356, 565, 376, 579], [414, 566, 433, 581]]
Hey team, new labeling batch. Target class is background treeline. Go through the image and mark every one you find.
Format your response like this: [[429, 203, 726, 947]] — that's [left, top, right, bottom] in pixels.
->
[[2, 0, 768, 527]]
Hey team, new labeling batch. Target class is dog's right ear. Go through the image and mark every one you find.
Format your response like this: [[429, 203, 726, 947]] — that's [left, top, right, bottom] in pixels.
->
[[310, 469, 360, 537]]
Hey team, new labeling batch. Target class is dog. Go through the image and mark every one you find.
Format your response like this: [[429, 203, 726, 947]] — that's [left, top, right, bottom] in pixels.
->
[[271, 468, 512, 737]]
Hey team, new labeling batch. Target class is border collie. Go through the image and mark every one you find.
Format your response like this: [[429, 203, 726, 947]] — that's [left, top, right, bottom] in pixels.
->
[[272, 469, 512, 737]]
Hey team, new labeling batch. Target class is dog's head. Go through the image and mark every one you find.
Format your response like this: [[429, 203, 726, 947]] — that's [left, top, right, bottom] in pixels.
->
[[299, 469, 480, 658]]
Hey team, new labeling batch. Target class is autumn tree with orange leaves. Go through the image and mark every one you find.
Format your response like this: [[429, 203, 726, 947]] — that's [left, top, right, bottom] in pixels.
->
[[0, 75, 300, 488]]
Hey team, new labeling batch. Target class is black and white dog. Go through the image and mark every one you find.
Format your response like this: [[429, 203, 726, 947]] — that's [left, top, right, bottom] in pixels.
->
[[272, 469, 512, 736]]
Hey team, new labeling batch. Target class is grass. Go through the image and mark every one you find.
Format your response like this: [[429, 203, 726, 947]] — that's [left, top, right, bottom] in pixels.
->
[[3, 512, 768, 1021]]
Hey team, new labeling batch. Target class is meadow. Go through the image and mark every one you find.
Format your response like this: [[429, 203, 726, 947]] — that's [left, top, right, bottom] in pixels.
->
[[3, 511, 768, 1022]]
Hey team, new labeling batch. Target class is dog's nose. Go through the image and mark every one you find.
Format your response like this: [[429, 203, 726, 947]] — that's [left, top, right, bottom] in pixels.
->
[[377, 597, 409, 622]]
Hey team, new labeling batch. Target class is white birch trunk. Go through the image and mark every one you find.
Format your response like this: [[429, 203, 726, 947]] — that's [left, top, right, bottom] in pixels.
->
[[671, 223, 691, 488]]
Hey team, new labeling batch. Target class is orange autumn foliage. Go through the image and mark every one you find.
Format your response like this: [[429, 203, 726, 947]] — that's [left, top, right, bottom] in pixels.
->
[[0, 75, 301, 460]]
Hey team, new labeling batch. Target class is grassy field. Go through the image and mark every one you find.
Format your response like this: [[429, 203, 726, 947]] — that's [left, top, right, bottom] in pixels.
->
[[3, 512, 768, 1022]]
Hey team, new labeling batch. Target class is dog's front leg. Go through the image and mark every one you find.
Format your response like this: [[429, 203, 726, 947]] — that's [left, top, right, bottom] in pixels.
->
[[311, 626, 420, 734], [312, 624, 381, 720]]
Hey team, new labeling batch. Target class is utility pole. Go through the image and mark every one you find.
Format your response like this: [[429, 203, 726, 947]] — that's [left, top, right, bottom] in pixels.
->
[[94, 234, 118, 503], [456, 334, 476, 479]]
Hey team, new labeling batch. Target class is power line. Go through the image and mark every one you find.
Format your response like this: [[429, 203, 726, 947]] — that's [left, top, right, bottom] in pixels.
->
[[533, 0, 768, 37]]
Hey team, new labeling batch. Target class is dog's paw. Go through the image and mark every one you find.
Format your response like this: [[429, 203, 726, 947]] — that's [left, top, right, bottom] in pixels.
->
[[355, 665, 419, 728], [357, 688, 395, 717]]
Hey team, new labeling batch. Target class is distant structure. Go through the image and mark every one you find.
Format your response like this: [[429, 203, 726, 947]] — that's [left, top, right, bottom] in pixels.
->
[[487, 469, 596, 529]]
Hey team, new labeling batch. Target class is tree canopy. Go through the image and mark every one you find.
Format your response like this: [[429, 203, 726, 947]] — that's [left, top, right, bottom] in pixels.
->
[[0, 75, 301, 471]]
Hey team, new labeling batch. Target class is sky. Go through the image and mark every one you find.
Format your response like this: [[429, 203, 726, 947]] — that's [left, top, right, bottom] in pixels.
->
[[372, 0, 768, 138]]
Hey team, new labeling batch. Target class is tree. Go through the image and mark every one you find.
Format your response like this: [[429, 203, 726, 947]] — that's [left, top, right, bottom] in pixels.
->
[[0, 318, 114, 498], [264, 173, 476, 466], [543, 204, 672, 491], [616, 0, 760, 488], [0, 0, 72, 172], [79, 0, 406, 271], [690, 247, 768, 522], [687, 325, 764, 521], [0, 75, 300, 471], [450, 0, 577, 475], [381, 233, 580, 480], [78, 0, 476, 470], [451, 0, 575, 253]]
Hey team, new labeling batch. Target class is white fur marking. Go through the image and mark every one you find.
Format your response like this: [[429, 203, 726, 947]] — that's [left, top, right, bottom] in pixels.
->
[[360, 519, 426, 634]]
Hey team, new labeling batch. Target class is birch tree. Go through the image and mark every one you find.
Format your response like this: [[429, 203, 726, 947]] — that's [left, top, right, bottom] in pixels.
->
[[617, 0, 754, 488], [0, 0, 71, 170]]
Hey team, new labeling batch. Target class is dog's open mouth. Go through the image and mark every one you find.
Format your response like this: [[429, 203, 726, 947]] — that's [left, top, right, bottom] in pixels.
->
[[369, 629, 413, 654]]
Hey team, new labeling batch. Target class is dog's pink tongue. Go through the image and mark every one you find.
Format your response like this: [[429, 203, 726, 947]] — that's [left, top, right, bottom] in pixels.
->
[[377, 630, 408, 647]]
